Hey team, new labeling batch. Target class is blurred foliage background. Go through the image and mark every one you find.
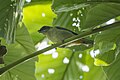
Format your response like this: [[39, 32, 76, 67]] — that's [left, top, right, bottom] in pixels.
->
[[0, 0, 120, 80]]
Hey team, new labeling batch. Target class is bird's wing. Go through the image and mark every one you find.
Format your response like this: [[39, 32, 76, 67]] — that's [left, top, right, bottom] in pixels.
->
[[55, 26, 78, 35]]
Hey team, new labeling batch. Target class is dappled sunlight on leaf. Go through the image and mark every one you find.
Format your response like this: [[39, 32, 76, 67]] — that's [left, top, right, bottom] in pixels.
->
[[35, 48, 73, 80], [106, 19, 115, 25], [90, 49, 100, 58], [63, 57, 69, 64], [48, 68, 55, 74], [94, 58, 109, 66]]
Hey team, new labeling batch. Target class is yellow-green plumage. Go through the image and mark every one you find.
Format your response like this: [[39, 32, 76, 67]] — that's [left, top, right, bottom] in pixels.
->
[[46, 27, 75, 43]]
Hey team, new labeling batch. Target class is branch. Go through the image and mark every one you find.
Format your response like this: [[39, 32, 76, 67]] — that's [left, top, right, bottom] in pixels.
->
[[0, 21, 120, 75]]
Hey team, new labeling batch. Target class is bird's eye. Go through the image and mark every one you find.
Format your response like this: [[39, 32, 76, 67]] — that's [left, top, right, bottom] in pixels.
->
[[42, 29, 47, 32]]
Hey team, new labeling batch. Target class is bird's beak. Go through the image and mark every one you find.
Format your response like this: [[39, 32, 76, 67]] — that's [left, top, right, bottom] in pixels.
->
[[38, 29, 46, 34], [38, 30, 41, 33], [38, 29, 44, 33]]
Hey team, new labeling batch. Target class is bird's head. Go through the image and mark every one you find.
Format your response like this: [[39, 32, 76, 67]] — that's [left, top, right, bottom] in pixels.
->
[[38, 26, 52, 34]]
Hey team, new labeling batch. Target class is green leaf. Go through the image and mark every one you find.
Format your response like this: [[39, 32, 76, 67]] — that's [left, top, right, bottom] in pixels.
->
[[62, 51, 83, 80], [83, 3, 120, 29], [52, 0, 89, 13], [103, 51, 120, 80], [94, 27, 120, 51], [35, 46, 106, 80], [35, 48, 73, 80], [16, 23, 35, 54], [94, 50, 116, 66], [98, 41, 115, 53], [0, 0, 25, 43], [23, 2, 56, 44], [94, 27, 120, 66], [83, 50, 106, 80], [0, 23, 36, 80], [0, 0, 11, 38], [52, 0, 120, 13]]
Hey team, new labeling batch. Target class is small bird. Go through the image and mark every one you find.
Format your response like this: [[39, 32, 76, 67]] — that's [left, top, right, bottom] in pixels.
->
[[38, 26, 93, 47]]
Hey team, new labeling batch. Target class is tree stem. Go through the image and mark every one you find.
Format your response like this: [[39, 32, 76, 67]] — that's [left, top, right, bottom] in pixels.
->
[[0, 21, 120, 75]]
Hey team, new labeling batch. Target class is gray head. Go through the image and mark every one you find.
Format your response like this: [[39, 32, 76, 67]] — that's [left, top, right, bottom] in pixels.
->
[[38, 26, 52, 34]]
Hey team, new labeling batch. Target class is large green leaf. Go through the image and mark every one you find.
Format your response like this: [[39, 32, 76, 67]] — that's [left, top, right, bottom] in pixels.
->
[[36, 48, 84, 80], [83, 50, 106, 80], [83, 3, 120, 29], [52, 0, 88, 13], [35, 48, 73, 80], [62, 51, 83, 80], [95, 27, 120, 45], [93, 26, 120, 65], [36, 47, 106, 80], [23, 2, 56, 44], [0, 23, 36, 80], [104, 51, 120, 80], [0, 0, 25, 43], [95, 50, 117, 66], [0, 0, 11, 38], [52, 0, 120, 13], [103, 39, 120, 80], [16, 23, 35, 54]]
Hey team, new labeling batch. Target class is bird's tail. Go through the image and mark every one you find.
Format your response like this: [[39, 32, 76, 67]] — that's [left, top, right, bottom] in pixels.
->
[[75, 38, 94, 45], [63, 38, 94, 47]]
